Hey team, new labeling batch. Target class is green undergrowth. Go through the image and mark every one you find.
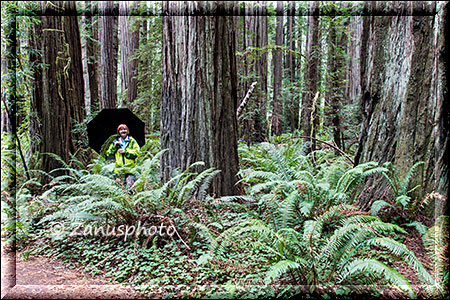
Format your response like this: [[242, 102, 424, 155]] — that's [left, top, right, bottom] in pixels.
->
[[3, 135, 448, 299]]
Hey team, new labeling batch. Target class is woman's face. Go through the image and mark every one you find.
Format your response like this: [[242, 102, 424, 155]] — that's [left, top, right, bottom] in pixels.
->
[[119, 128, 128, 138]]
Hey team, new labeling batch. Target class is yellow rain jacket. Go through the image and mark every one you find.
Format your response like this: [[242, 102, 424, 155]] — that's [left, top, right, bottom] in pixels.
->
[[105, 136, 140, 174]]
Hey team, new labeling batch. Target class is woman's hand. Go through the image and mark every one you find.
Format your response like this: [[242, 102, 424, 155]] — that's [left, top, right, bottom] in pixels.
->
[[118, 149, 125, 154]]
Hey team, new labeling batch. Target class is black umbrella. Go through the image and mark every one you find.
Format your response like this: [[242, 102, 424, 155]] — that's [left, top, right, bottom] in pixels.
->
[[87, 108, 145, 154]]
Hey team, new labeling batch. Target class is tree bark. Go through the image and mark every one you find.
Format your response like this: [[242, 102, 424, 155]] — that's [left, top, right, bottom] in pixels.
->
[[100, 1, 118, 109], [271, 1, 284, 137], [64, 1, 85, 124], [161, 2, 240, 196], [39, 2, 74, 182], [355, 1, 448, 215]]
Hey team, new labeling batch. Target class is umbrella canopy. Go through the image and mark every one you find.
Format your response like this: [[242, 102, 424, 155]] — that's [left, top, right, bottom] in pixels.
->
[[87, 108, 145, 154]]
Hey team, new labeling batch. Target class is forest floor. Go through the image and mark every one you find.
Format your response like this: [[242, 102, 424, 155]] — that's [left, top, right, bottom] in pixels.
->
[[1, 227, 434, 299], [1, 240, 139, 299]]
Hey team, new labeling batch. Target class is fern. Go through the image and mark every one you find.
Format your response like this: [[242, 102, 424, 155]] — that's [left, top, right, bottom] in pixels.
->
[[380, 161, 425, 210], [338, 259, 415, 298], [197, 170, 221, 201], [370, 199, 394, 216], [209, 204, 432, 298], [265, 258, 307, 284], [335, 162, 388, 198]]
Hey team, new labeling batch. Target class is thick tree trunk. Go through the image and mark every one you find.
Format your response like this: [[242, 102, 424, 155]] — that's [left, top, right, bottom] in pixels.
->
[[100, 1, 118, 109], [355, 1, 448, 216], [39, 2, 74, 182], [64, 1, 85, 124], [161, 2, 240, 196], [36, 1, 86, 183], [271, 1, 283, 137]]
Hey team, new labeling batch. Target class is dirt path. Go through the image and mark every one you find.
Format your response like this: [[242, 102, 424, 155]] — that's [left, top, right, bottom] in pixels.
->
[[1, 241, 138, 299]]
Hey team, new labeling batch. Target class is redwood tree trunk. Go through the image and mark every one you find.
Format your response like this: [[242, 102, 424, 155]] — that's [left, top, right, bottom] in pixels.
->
[[120, 1, 140, 107], [64, 1, 85, 124], [161, 2, 240, 196], [39, 2, 75, 182], [355, 1, 448, 215], [100, 1, 118, 109]]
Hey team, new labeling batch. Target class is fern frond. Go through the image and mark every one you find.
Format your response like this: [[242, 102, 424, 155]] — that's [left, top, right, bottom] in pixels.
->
[[365, 237, 435, 286], [41, 152, 70, 169], [338, 259, 415, 298], [212, 218, 283, 257], [399, 161, 424, 196], [335, 162, 386, 195], [197, 169, 221, 201], [248, 180, 285, 195], [396, 195, 411, 209], [133, 189, 162, 210], [177, 167, 215, 205], [265, 258, 307, 284], [320, 222, 379, 268], [190, 221, 219, 248], [275, 190, 301, 230], [371, 200, 394, 216], [241, 170, 281, 182]]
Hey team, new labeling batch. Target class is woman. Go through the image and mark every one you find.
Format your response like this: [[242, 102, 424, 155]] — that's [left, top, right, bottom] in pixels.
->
[[105, 124, 140, 190]]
